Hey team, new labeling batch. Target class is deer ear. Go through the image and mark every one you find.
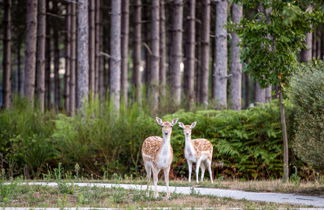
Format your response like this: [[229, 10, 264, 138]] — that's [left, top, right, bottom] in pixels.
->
[[190, 121, 197, 129], [171, 118, 179, 126], [178, 122, 185, 128], [156, 117, 163, 126]]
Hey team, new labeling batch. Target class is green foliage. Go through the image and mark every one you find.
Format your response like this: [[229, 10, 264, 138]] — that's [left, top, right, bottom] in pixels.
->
[[289, 61, 324, 173]]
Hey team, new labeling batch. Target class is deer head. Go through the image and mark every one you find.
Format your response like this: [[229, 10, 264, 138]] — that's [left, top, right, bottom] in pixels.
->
[[156, 117, 178, 139]]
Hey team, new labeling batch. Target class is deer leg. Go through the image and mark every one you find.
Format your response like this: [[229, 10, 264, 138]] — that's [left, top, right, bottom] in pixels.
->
[[144, 162, 152, 191], [187, 160, 192, 182], [152, 168, 159, 198], [196, 157, 202, 183], [200, 161, 206, 182], [207, 159, 213, 183], [163, 166, 171, 199]]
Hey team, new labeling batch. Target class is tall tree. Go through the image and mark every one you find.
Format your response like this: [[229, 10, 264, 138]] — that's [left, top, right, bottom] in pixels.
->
[[36, 0, 46, 111], [184, 0, 196, 109], [133, 0, 142, 104], [96, 0, 104, 99], [77, 0, 89, 109], [121, 0, 130, 105], [89, 0, 95, 95], [265, 85, 272, 102], [159, 0, 167, 98], [230, 3, 243, 110], [149, 0, 160, 111], [200, 0, 211, 107], [65, 2, 71, 112], [110, 0, 122, 110], [24, 0, 38, 105], [300, 6, 313, 62], [214, 0, 228, 109], [170, 0, 183, 105], [70, 1, 77, 115], [2, 0, 12, 108], [53, 3, 60, 110], [255, 82, 266, 104]]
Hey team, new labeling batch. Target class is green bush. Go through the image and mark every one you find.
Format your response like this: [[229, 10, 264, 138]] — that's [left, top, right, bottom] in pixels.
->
[[289, 61, 324, 173]]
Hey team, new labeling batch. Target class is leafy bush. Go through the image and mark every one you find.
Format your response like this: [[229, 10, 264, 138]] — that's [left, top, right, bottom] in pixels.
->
[[289, 61, 324, 173]]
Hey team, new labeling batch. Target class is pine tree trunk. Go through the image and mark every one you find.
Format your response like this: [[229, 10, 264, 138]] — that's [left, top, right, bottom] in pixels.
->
[[301, 6, 312, 62], [45, 17, 51, 109], [133, 0, 142, 104], [149, 0, 160, 111], [121, 0, 130, 106], [159, 0, 167, 98], [70, 1, 77, 115], [36, 0, 46, 111], [200, 0, 211, 107], [77, 0, 89, 109], [53, 17, 60, 110], [184, 0, 196, 109], [279, 88, 289, 183], [110, 0, 122, 110], [230, 3, 242, 110], [170, 0, 183, 105], [243, 73, 250, 108], [2, 0, 12, 109], [89, 0, 95, 96], [265, 85, 272, 102], [316, 29, 321, 59], [24, 0, 38, 106], [214, 0, 228, 109], [255, 82, 266, 104], [96, 0, 103, 99], [17, 42, 23, 96], [65, 2, 71, 113]]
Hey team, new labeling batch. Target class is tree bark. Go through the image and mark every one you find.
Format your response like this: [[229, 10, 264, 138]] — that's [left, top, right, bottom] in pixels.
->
[[45, 11, 51, 109], [17, 42, 23, 96], [133, 0, 142, 104], [170, 0, 184, 105], [24, 0, 38, 106], [300, 6, 313, 62], [265, 85, 272, 102], [243, 73, 250, 108], [279, 88, 289, 183], [53, 12, 60, 110], [255, 82, 266, 104], [110, 0, 122, 110], [121, 0, 130, 106], [77, 0, 89, 109], [65, 2, 71, 113], [89, 0, 95, 96], [149, 0, 160, 111], [96, 0, 103, 100], [36, 0, 46, 112], [70, 1, 77, 115], [230, 3, 242, 110], [214, 0, 228, 109], [184, 0, 196, 109], [2, 0, 12, 109], [159, 0, 167, 98], [200, 0, 211, 107]]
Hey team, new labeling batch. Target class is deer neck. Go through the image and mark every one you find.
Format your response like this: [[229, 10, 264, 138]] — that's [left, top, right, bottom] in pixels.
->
[[185, 135, 196, 155]]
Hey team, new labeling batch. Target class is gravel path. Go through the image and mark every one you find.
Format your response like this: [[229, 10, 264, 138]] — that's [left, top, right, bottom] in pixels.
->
[[14, 182, 324, 207]]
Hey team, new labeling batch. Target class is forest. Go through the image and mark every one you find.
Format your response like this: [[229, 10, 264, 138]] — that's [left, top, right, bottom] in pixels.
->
[[0, 0, 323, 183]]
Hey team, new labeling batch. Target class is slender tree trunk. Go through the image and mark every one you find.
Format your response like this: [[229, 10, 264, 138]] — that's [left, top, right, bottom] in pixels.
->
[[53, 20, 60, 110], [301, 6, 312, 62], [69, 1, 77, 115], [110, 0, 122, 110], [200, 0, 211, 107], [265, 85, 272, 102], [159, 0, 166, 98], [316, 29, 321, 59], [149, 0, 160, 111], [133, 0, 142, 104], [279, 88, 289, 183], [312, 29, 316, 59], [65, 2, 71, 113], [89, 0, 95, 96], [255, 82, 266, 104], [184, 0, 196, 109], [230, 3, 242, 110], [121, 0, 130, 106], [2, 0, 12, 109], [214, 0, 228, 109], [243, 73, 250, 108], [17, 42, 23, 96], [170, 0, 183, 105], [77, 0, 89, 109], [45, 21, 51, 109], [36, 0, 46, 111], [24, 0, 38, 106], [96, 0, 103, 99]]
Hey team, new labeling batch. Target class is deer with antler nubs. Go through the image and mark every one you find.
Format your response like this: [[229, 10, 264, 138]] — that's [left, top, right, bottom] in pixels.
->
[[141, 117, 178, 198], [178, 121, 214, 183]]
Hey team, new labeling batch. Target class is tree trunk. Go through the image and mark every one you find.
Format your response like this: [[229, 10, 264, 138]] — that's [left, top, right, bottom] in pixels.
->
[[312, 29, 316, 59], [24, 0, 38, 106], [69, 1, 77, 115], [184, 0, 196, 109], [36, 0, 46, 111], [316, 29, 321, 59], [89, 0, 95, 96], [53, 18, 60, 110], [133, 0, 142, 104], [96, 0, 103, 100], [265, 85, 272, 102], [159, 0, 167, 98], [214, 0, 228, 109], [255, 82, 266, 104], [149, 0, 160, 111], [230, 3, 242, 110], [200, 0, 211, 107], [65, 2, 71, 113], [243, 73, 250, 108], [2, 0, 12, 109], [110, 0, 122, 110], [121, 0, 130, 106], [170, 0, 183, 105], [300, 6, 313, 62], [17, 42, 23, 96], [45, 16, 51, 109], [77, 0, 89, 109], [279, 88, 289, 183]]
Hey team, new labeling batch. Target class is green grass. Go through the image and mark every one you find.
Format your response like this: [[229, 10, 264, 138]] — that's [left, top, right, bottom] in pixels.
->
[[0, 182, 312, 209]]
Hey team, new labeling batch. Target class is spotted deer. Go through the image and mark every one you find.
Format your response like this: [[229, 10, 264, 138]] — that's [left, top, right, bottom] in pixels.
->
[[178, 121, 213, 183], [141, 117, 178, 198]]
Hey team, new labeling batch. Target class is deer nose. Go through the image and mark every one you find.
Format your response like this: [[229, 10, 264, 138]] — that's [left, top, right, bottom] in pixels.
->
[[164, 132, 168, 135]]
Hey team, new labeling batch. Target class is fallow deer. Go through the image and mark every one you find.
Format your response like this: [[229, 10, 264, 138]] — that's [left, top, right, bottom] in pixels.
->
[[141, 117, 178, 198], [178, 121, 214, 183]]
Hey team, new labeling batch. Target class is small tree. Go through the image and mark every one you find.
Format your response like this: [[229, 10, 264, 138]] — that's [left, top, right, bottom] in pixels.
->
[[232, 0, 323, 182]]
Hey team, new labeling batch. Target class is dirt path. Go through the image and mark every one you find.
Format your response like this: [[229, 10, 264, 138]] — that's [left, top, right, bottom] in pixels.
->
[[15, 182, 324, 207]]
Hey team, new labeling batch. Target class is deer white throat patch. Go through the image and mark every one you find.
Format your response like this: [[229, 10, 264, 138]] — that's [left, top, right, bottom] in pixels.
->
[[156, 142, 171, 169]]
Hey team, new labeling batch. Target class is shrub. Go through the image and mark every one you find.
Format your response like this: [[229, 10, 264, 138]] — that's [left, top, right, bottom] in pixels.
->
[[289, 61, 324, 173]]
